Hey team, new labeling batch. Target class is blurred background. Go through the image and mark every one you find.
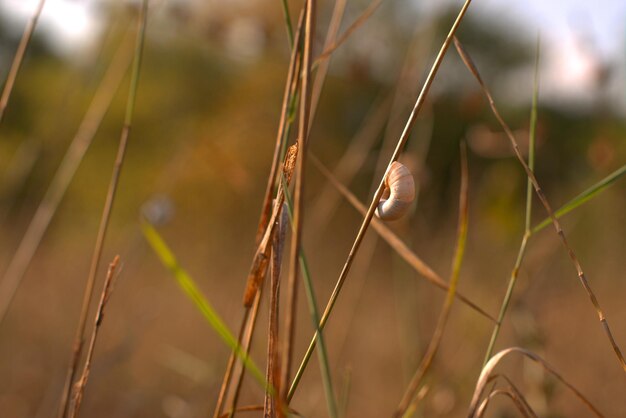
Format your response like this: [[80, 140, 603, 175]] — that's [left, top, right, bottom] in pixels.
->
[[0, 0, 625, 417]]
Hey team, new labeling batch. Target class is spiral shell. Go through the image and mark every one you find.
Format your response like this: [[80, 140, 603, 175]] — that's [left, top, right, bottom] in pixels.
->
[[376, 161, 415, 221]]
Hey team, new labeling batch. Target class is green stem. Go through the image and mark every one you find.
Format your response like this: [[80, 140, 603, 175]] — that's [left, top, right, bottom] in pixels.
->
[[482, 232, 530, 365], [280, 0, 295, 48]]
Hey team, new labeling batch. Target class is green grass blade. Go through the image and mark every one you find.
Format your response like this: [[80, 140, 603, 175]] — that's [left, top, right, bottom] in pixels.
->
[[280, 0, 295, 48], [281, 173, 339, 418], [531, 164, 626, 234], [141, 221, 267, 388]]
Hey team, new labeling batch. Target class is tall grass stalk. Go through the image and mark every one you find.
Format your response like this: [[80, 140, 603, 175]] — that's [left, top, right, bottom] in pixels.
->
[[287, 0, 476, 395], [67, 256, 121, 418], [454, 37, 626, 372], [0, 29, 135, 326], [263, 208, 287, 418], [282, 0, 315, 401], [288, 152, 494, 403], [279, 0, 295, 49], [309, 94, 392, 233], [58, 3, 149, 417], [0, 0, 46, 125], [480, 36, 540, 365], [310, 154, 493, 320], [308, 0, 347, 129], [314, 0, 385, 64], [213, 12, 305, 417], [226, 289, 265, 418]]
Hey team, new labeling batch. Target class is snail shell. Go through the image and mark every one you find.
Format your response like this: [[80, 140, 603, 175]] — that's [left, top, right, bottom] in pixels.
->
[[376, 161, 415, 221]]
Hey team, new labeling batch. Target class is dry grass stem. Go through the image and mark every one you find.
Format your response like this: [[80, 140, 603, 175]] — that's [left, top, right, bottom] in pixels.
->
[[58, 3, 148, 416], [68, 256, 121, 418], [214, 13, 306, 417], [264, 207, 288, 418], [0, 29, 135, 325], [468, 347, 603, 417], [213, 13, 305, 417], [244, 143, 299, 306], [482, 36, 540, 365], [482, 375, 537, 418], [281, 0, 315, 400], [308, 0, 347, 129], [310, 94, 393, 232], [213, 314, 251, 418], [219, 405, 301, 418], [227, 287, 265, 418], [0, 0, 46, 125], [310, 154, 494, 322], [402, 386, 430, 418], [475, 388, 535, 418], [287, 1, 475, 395], [454, 37, 626, 373], [314, 0, 385, 64], [254, 10, 305, 246]]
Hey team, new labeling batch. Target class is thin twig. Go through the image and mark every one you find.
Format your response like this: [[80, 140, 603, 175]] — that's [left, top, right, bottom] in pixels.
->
[[0, 28, 135, 326], [454, 36, 626, 373], [57, 3, 149, 417], [394, 143, 469, 417], [67, 256, 121, 418], [0, 0, 46, 125], [288, 0, 474, 399]]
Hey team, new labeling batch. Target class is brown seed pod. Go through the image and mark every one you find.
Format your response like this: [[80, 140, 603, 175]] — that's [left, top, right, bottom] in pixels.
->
[[376, 161, 415, 221]]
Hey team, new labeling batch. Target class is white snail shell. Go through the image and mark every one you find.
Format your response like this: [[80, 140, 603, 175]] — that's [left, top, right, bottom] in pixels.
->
[[376, 161, 415, 221]]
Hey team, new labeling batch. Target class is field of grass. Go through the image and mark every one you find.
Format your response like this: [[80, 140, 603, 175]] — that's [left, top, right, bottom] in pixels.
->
[[0, 1, 625, 417]]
